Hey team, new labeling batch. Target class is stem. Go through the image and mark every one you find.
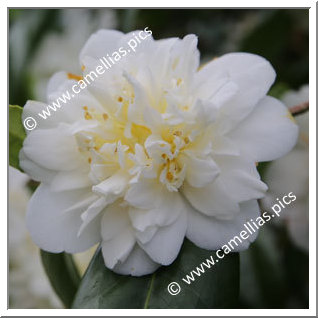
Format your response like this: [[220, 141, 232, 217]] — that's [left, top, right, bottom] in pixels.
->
[[289, 101, 309, 116]]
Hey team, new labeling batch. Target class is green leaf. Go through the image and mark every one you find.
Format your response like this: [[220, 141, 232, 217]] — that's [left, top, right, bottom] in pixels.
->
[[72, 239, 239, 309], [268, 82, 290, 99], [9, 105, 26, 171], [40, 250, 81, 308], [239, 226, 286, 308]]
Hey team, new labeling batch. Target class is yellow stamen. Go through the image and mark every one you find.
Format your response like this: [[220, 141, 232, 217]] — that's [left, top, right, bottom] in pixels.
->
[[67, 73, 83, 81], [173, 130, 182, 136], [166, 172, 173, 181], [84, 112, 92, 120]]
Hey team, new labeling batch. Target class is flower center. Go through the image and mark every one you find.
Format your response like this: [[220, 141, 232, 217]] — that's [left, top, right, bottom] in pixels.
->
[[75, 81, 195, 191]]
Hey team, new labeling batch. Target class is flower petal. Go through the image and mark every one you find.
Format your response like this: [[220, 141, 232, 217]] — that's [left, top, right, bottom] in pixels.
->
[[23, 124, 85, 171], [112, 244, 160, 276], [19, 149, 55, 183], [228, 96, 299, 162], [92, 170, 129, 203], [169, 34, 200, 81], [50, 170, 92, 192], [78, 197, 107, 236], [26, 184, 100, 253], [186, 199, 260, 251], [128, 191, 183, 231], [135, 226, 158, 244], [22, 100, 65, 132], [101, 229, 135, 269], [180, 153, 220, 188], [79, 29, 124, 62], [125, 178, 164, 210], [46, 73, 105, 124], [196, 53, 276, 130], [46, 71, 69, 97], [214, 155, 268, 202], [138, 212, 187, 265], [182, 179, 240, 219], [101, 200, 131, 241]]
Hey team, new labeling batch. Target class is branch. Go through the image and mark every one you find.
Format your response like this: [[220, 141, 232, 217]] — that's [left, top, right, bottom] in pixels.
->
[[289, 101, 309, 116]]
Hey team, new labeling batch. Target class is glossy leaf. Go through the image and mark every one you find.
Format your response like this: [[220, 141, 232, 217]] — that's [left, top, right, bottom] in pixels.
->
[[40, 250, 81, 308], [72, 239, 239, 309]]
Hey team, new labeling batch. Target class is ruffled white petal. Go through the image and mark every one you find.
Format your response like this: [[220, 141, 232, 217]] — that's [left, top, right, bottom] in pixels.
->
[[214, 155, 268, 202], [46, 73, 105, 124], [138, 212, 187, 265], [101, 229, 135, 269], [78, 197, 107, 236], [180, 153, 220, 188], [125, 179, 164, 210], [186, 199, 260, 251], [23, 124, 85, 171], [228, 96, 299, 162], [135, 226, 158, 244], [182, 179, 240, 219], [100, 201, 132, 241], [112, 244, 160, 276], [22, 100, 66, 132], [195, 53, 276, 131], [79, 29, 124, 63], [26, 184, 101, 253], [128, 191, 183, 231], [50, 170, 92, 191], [19, 149, 55, 183], [92, 170, 129, 204], [46, 71, 69, 97]]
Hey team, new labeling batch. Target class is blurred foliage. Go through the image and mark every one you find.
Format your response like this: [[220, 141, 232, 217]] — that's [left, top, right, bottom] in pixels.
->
[[240, 225, 309, 308], [9, 9, 62, 106], [240, 10, 308, 89], [9, 8, 309, 309], [9, 105, 25, 171]]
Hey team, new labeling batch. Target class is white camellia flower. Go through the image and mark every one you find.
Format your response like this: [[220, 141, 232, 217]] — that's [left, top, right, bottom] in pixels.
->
[[9, 167, 62, 308], [20, 30, 298, 276], [9, 166, 94, 307], [262, 85, 309, 251]]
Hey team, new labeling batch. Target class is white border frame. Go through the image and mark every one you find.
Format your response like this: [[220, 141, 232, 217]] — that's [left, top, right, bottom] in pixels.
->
[[2, 1, 316, 316]]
